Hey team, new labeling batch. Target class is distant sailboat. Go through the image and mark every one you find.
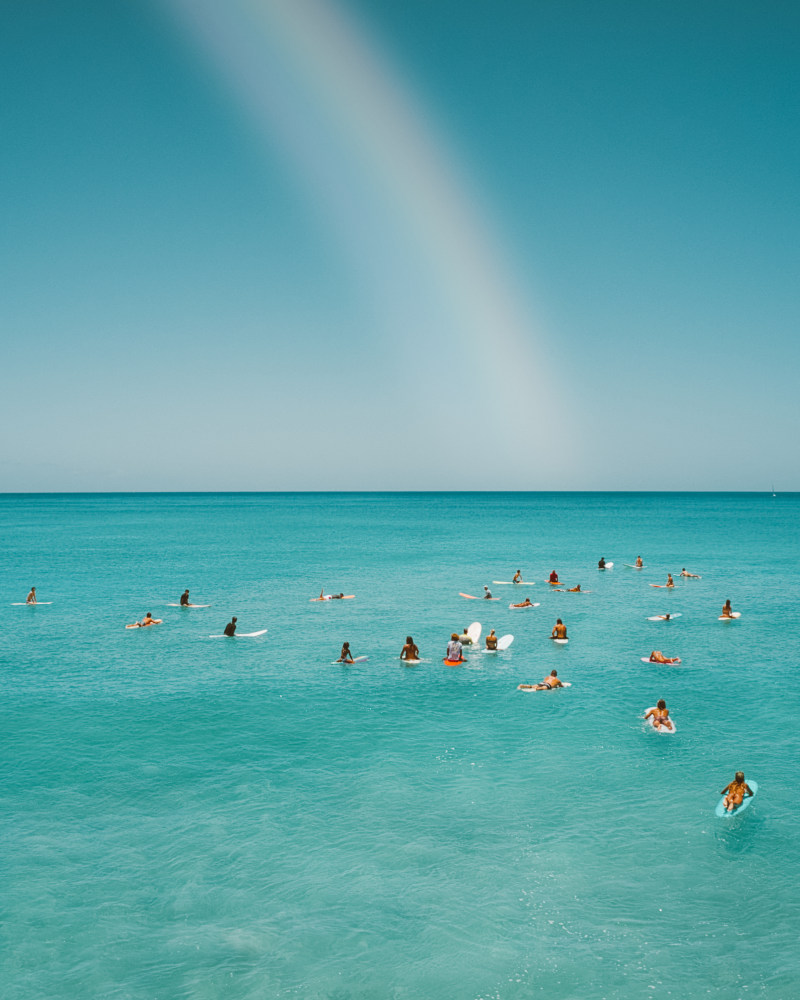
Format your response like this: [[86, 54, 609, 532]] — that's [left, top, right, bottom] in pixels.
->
[[771, 484, 777, 497]]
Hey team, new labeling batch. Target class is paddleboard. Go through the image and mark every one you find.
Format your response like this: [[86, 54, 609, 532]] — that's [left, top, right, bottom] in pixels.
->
[[598, 562, 614, 569], [641, 656, 682, 664], [509, 601, 540, 609], [518, 681, 572, 691], [11, 602, 53, 605], [443, 658, 464, 666], [715, 780, 758, 817], [331, 655, 368, 663], [167, 603, 211, 607], [459, 592, 498, 600], [551, 637, 569, 644], [492, 581, 535, 586], [311, 595, 355, 601], [719, 612, 741, 620], [209, 629, 268, 638], [647, 613, 683, 621], [467, 622, 482, 644], [645, 710, 677, 734]]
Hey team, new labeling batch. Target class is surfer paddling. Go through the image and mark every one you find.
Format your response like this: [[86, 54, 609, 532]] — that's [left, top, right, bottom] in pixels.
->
[[680, 568, 700, 578], [644, 700, 674, 731], [720, 772, 754, 812], [511, 597, 535, 608], [524, 670, 564, 691], [26, 587, 36, 604], [128, 612, 161, 628], [400, 636, 420, 661], [551, 619, 567, 640]]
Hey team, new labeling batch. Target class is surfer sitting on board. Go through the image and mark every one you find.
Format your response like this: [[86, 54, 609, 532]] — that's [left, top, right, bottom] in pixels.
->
[[458, 627, 473, 645], [129, 612, 161, 628], [512, 570, 523, 583], [635, 556, 643, 568], [180, 589, 191, 606], [483, 586, 493, 599], [680, 568, 700, 578], [720, 772, 753, 812], [533, 670, 563, 690], [549, 570, 559, 584], [721, 599, 735, 618], [337, 642, 355, 664], [400, 636, 420, 660], [644, 700, 674, 731], [649, 650, 679, 664], [223, 617, 237, 637], [446, 634, 463, 663], [511, 597, 535, 608], [665, 574, 675, 588], [485, 629, 498, 650], [26, 587, 36, 604], [598, 557, 606, 569], [551, 619, 567, 640]]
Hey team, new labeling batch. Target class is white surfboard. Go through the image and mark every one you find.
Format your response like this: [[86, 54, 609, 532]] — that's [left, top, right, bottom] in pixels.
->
[[647, 613, 683, 621], [209, 629, 268, 638], [11, 602, 53, 605], [492, 581, 535, 585], [552, 637, 569, 644], [598, 562, 614, 569], [624, 564, 645, 569], [167, 603, 211, 607], [485, 634, 514, 653], [719, 612, 741, 620], [467, 622, 482, 644], [645, 709, 677, 734], [331, 655, 368, 663], [509, 601, 540, 609]]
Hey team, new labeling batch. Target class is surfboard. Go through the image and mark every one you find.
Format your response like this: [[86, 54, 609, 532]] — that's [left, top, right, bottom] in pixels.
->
[[492, 581, 535, 585], [518, 681, 572, 691], [485, 634, 514, 653], [649, 584, 675, 588], [11, 602, 53, 605], [719, 612, 741, 620], [551, 637, 569, 644], [640, 656, 682, 664], [715, 780, 758, 817], [467, 622, 482, 644], [209, 629, 268, 638], [547, 581, 561, 586], [647, 613, 683, 621], [624, 564, 645, 569], [598, 562, 614, 569], [509, 601, 540, 609], [645, 710, 677, 734], [167, 603, 211, 607], [443, 658, 464, 666], [311, 595, 355, 601], [331, 655, 368, 663], [400, 658, 422, 664], [459, 592, 498, 600]]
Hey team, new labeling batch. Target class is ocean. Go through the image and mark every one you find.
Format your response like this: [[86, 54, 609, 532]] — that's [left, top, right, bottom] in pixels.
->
[[2, 492, 798, 999]]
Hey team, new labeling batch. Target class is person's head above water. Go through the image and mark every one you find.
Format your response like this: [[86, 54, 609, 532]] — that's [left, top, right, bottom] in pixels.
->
[[657, 699, 666, 709]]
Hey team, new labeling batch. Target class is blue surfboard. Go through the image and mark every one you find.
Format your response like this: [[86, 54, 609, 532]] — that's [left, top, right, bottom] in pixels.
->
[[715, 780, 758, 817]]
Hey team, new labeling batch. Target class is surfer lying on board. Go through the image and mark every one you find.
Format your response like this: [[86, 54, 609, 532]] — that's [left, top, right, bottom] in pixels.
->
[[721, 600, 735, 618], [512, 570, 523, 583], [720, 772, 753, 812], [649, 650, 679, 664], [551, 619, 567, 639], [400, 636, 420, 660], [549, 570, 559, 584], [531, 670, 563, 690], [319, 590, 346, 600], [680, 568, 700, 578], [446, 634, 463, 663], [223, 617, 237, 636], [644, 700, 674, 731], [26, 587, 36, 604], [485, 629, 498, 650], [337, 642, 355, 664], [129, 613, 161, 628], [511, 597, 535, 608]]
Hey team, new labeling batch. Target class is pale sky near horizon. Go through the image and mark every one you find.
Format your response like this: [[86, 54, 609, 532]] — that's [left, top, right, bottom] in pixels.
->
[[2, 0, 798, 491]]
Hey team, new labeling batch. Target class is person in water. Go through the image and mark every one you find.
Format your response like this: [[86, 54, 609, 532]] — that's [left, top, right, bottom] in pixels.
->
[[551, 619, 567, 639], [567, 584, 582, 592], [649, 650, 679, 664], [223, 616, 237, 637], [400, 636, 420, 660], [512, 597, 534, 608], [549, 570, 559, 584], [533, 670, 563, 690], [446, 633, 463, 663], [485, 629, 498, 650], [665, 574, 675, 588], [26, 586, 36, 604], [721, 599, 735, 618], [458, 627, 473, 645], [680, 568, 700, 578], [598, 557, 606, 569], [644, 699, 674, 731], [483, 586, 493, 599], [635, 556, 643, 568], [180, 589, 190, 606], [337, 642, 355, 663], [720, 772, 754, 812], [131, 612, 161, 628], [512, 570, 523, 583]]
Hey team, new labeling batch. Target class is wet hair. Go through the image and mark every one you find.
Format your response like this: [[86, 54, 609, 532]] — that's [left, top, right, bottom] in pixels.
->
[[451, 633, 459, 640], [556, 618, 563, 624], [406, 636, 413, 644], [551, 670, 557, 677], [342, 642, 350, 649], [232, 616, 237, 622], [657, 699, 666, 709], [735, 771, 745, 782]]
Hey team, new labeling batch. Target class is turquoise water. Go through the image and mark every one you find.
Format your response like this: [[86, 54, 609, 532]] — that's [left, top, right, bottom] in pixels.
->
[[2, 492, 799, 999]]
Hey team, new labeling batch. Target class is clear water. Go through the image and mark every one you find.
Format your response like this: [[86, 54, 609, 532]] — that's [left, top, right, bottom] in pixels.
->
[[2, 492, 799, 999]]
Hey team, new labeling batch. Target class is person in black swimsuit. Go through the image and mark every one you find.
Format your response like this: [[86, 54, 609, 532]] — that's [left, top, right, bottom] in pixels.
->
[[223, 617, 237, 637], [180, 590, 190, 606]]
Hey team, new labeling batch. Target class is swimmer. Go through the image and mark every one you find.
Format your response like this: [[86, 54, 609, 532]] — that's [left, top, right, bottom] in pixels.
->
[[551, 618, 567, 639], [458, 627, 473, 645], [549, 570, 559, 584], [649, 650, 679, 664], [223, 616, 237, 637], [680, 568, 700, 578], [485, 629, 498, 650], [26, 586, 36, 604], [665, 574, 675, 588], [720, 771, 754, 812], [129, 612, 162, 628], [446, 633, 463, 663], [721, 599, 735, 618], [512, 570, 523, 584], [400, 636, 420, 660], [635, 556, 643, 568], [337, 641, 355, 664], [532, 670, 563, 690], [598, 557, 606, 569], [511, 597, 535, 608], [644, 699, 674, 731], [180, 589, 190, 606], [483, 585, 493, 599]]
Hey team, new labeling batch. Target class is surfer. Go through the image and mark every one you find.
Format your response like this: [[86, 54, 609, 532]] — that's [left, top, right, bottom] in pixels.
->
[[319, 590, 346, 600], [180, 589, 190, 606], [665, 573, 675, 588], [337, 642, 355, 663], [567, 584, 582, 592], [483, 586, 493, 599], [532, 670, 563, 690], [400, 636, 420, 660], [511, 597, 535, 608], [549, 570, 559, 584], [223, 616, 237, 637], [680, 568, 700, 578], [129, 612, 161, 628], [649, 650, 679, 664], [458, 627, 473, 645], [720, 772, 754, 812], [644, 700, 674, 731], [598, 557, 606, 569], [721, 599, 735, 618], [26, 586, 36, 604], [485, 629, 498, 650], [446, 634, 463, 663], [512, 570, 523, 583], [551, 619, 567, 640], [635, 556, 643, 568]]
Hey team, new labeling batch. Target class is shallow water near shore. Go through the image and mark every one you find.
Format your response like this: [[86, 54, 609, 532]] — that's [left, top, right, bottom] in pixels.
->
[[2, 491, 799, 998]]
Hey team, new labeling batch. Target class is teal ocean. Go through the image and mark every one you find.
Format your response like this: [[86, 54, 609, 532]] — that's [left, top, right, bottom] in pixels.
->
[[3, 492, 799, 999]]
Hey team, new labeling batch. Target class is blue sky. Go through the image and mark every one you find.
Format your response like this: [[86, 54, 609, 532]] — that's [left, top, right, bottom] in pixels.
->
[[2, 0, 798, 490]]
